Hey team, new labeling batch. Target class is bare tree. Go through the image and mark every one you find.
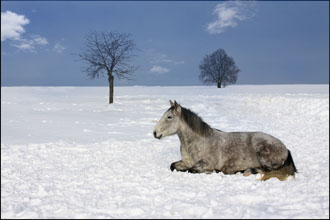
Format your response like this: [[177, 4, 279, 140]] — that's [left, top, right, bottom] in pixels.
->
[[199, 48, 240, 88], [78, 31, 138, 103]]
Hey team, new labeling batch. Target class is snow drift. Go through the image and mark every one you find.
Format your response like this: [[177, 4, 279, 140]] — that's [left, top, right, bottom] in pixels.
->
[[1, 85, 329, 218]]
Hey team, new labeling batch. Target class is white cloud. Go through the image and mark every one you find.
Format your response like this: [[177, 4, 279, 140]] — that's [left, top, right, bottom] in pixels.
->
[[12, 38, 34, 51], [33, 35, 48, 45], [53, 42, 66, 53], [1, 11, 49, 52], [1, 10, 30, 41], [150, 65, 169, 74], [151, 53, 172, 64], [12, 35, 48, 52], [12, 41, 34, 51], [147, 50, 184, 65], [207, 1, 256, 34], [146, 50, 184, 75]]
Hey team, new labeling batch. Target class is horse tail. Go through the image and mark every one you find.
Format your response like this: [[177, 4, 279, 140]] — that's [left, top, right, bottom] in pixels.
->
[[286, 150, 297, 174], [260, 150, 297, 181]]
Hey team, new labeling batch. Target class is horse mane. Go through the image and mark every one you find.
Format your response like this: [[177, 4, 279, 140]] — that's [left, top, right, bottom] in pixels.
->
[[179, 107, 212, 137]]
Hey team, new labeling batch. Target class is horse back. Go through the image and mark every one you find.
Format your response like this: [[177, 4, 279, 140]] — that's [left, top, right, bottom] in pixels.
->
[[210, 130, 288, 173]]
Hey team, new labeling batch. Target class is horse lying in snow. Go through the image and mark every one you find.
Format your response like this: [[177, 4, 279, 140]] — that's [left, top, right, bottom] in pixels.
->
[[153, 100, 297, 181]]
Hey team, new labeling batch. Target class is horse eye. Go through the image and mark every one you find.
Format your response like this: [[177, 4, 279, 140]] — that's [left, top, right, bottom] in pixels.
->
[[167, 116, 173, 119]]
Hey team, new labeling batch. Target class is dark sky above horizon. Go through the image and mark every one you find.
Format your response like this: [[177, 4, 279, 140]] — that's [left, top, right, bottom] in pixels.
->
[[1, 1, 329, 86]]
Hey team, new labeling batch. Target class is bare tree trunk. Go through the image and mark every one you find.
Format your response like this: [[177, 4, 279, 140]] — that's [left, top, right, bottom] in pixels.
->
[[217, 81, 221, 88], [108, 75, 114, 104]]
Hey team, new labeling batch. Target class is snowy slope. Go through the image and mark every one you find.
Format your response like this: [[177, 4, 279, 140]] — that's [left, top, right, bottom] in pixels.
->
[[1, 85, 329, 219]]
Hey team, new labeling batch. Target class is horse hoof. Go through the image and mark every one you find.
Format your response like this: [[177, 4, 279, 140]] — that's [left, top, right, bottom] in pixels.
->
[[170, 163, 176, 171], [188, 168, 197, 173]]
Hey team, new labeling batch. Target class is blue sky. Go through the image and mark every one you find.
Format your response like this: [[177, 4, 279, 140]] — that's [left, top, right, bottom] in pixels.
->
[[1, 1, 329, 86]]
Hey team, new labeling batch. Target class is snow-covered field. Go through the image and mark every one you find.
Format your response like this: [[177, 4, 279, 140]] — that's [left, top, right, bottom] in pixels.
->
[[1, 85, 329, 219]]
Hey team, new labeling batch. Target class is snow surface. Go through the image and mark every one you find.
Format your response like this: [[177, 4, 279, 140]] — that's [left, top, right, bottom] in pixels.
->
[[1, 85, 329, 219]]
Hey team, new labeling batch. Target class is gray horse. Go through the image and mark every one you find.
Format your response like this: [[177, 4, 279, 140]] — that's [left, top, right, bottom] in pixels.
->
[[153, 100, 297, 181]]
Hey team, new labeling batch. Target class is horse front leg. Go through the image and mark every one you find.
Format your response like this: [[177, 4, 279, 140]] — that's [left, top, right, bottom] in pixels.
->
[[188, 159, 213, 174], [170, 160, 189, 172]]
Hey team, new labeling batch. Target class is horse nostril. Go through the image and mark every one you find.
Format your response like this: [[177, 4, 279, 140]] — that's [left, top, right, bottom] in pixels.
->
[[153, 131, 157, 138]]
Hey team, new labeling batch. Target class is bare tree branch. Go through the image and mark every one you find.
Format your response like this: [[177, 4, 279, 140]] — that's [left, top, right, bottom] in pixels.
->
[[78, 31, 138, 80], [77, 31, 138, 103]]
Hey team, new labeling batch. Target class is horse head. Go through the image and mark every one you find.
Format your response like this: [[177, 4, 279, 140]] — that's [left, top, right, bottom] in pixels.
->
[[153, 100, 181, 139]]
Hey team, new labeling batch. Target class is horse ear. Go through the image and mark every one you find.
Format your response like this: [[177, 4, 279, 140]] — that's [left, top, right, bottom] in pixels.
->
[[174, 100, 181, 114], [169, 100, 174, 107]]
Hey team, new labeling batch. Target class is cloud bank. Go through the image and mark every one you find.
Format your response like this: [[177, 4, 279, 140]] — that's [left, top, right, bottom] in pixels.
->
[[54, 42, 66, 53]]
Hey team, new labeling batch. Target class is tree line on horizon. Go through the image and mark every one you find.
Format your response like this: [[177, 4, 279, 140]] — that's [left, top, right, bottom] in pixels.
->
[[78, 31, 240, 104]]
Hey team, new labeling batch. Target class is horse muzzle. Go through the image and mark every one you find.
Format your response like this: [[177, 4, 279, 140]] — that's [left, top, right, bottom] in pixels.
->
[[153, 131, 162, 139]]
